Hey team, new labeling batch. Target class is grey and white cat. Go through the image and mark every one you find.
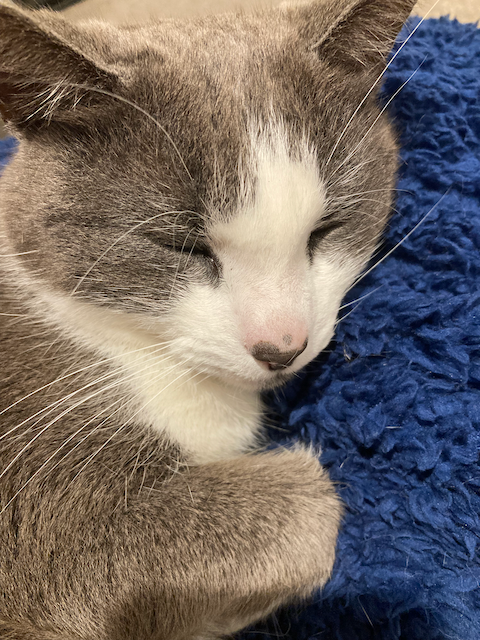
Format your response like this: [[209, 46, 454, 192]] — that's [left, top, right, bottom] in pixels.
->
[[0, 0, 416, 637]]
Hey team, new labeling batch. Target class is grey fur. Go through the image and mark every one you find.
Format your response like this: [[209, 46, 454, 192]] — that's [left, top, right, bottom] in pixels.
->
[[0, 0, 416, 637]]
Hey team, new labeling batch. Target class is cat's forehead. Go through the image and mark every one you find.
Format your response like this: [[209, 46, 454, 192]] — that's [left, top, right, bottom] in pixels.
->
[[209, 121, 326, 257], [108, 12, 329, 131], [2, 4, 395, 244], [100, 16, 332, 214]]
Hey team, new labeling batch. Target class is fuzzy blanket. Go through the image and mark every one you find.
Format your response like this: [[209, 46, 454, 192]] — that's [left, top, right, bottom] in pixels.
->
[[1, 15, 479, 640]]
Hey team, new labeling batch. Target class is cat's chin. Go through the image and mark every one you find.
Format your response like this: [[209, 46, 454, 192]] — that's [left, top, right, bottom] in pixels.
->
[[258, 370, 297, 391], [208, 365, 298, 393]]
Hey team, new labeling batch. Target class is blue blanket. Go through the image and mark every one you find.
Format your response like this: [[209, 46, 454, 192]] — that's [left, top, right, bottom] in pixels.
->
[[1, 16, 479, 640]]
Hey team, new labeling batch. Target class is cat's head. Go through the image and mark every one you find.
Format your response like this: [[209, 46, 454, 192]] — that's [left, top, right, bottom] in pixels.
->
[[0, 0, 416, 391]]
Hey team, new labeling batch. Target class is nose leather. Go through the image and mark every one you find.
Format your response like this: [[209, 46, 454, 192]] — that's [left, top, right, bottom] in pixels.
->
[[251, 339, 308, 370]]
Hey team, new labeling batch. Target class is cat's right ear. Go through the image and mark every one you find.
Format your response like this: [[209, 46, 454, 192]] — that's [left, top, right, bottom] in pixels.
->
[[0, 1, 119, 131], [283, 0, 418, 72]]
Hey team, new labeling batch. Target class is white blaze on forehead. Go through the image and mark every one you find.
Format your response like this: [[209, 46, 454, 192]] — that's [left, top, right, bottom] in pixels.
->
[[209, 123, 328, 351], [212, 125, 326, 265]]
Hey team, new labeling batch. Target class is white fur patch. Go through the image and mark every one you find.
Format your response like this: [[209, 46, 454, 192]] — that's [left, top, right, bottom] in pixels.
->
[[10, 121, 364, 464], [27, 291, 263, 464], [210, 125, 327, 353], [176, 122, 362, 381]]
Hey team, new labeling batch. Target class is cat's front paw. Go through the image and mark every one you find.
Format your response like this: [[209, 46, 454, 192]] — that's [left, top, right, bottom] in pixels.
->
[[266, 446, 342, 594], [195, 447, 342, 635]]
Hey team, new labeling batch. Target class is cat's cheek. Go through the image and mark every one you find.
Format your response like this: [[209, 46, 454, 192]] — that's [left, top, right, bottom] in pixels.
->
[[166, 282, 268, 383], [307, 253, 364, 358], [164, 250, 362, 386]]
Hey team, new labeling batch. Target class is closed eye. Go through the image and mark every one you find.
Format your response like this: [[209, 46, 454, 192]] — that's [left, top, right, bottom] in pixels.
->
[[308, 215, 343, 256], [148, 231, 208, 257], [184, 242, 213, 259], [162, 237, 221, 278], [164, 239, 212, 260]]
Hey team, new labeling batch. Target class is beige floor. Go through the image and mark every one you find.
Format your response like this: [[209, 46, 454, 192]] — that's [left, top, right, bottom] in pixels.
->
[[64, 0, 480, 25], [416, 0, 480, 22]]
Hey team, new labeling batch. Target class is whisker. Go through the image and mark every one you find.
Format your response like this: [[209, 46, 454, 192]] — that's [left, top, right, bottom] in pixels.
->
[[0, 362, 158, 480], [327, 158, 377, 192], [348, 189, 450, 292], [0, 340, 174, 420], [0, 313, 28, 317], [324, 2, 440, 168], [339, 285, 384, 311], [336, 299, 365, 328], [70, 209, 196, 295], [0, 354, 196, 508], [44, 379, 168, 481], [0, 397, 125, 516], [0, 366, 178, 516], [168, 228, 196, 302], [182, 235, 201, 272], [330, 60, 425, 180], [27, 80, 193, 182], [334, 196, 403, 216], [0, 250, 40, 257], [0, 345, 177, 444], [331, 188, 413, 207], [70, 364, 204, 482]]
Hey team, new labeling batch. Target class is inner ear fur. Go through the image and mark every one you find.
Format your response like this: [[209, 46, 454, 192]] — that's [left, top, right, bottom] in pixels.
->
[[0, 1, 119, 128], [286, 0, 418, 71]]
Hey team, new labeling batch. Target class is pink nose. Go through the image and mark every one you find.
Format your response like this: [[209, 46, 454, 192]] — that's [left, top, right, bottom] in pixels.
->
[[250, 337, 308, 371]]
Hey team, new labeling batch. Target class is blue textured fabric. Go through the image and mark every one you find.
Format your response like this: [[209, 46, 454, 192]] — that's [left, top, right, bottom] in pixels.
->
[[1, 15, 479, 640], [0, 137, 17, 167]]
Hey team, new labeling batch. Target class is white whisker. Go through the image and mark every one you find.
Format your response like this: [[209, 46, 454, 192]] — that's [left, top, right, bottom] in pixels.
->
[[33, 81, 193, 182], [0, 340, 175, 419], [339, 286, 384, 311], [0, 397, 125, 516], [350, 190, 450, 292], [70, 364, 204, 482], [336, 300, 365, 328], [0, 355, 196, 505], [0, 250, 40, 257], [0, 345, 177, 444], [330, 60, 425, 180], [324, 2, 441, 168], [71, 210, 196, 295], [168, 228, 196, 302], [0, 313, 28, 317]]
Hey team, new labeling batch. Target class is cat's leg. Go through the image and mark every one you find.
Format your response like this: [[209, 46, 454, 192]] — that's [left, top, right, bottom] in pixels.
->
[[104, 447, 341, 638], [1, 448, 340, 640]]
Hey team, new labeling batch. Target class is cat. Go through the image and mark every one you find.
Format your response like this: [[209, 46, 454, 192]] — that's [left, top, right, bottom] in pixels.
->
[[0, 0, 416, 637]]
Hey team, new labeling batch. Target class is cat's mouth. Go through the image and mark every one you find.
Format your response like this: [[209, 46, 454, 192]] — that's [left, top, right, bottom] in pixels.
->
[[238, 360, 302, 391], [192, 356, 297, 392], [253, 360, 301, 390], [260, 368, 297, 390]]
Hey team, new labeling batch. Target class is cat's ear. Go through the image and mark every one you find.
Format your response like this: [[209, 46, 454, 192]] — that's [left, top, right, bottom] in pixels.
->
[[0, 1, 119, 130], [284, 0, 417, 71]]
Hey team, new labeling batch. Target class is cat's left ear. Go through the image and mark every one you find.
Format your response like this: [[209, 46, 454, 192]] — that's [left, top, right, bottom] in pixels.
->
[[283, 0, 418, 71], [0, 1, 120, 130]]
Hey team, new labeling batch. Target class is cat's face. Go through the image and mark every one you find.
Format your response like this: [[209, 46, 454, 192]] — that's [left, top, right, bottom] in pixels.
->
[[0, 0, 410, 391]]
